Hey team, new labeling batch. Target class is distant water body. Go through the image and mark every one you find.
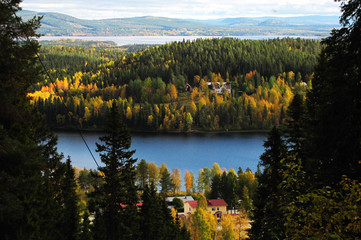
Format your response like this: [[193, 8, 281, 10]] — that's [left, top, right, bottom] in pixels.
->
[[56, 132, 267, 175], [40, 35, 320, 46]]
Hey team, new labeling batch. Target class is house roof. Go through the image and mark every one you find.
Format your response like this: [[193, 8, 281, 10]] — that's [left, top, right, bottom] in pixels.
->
[[207, 199, 228, 207], [185, 200, 198, 208], [185, 199, 228, 208], [166, 196, 194, 203], [120, 200, 143, 208]]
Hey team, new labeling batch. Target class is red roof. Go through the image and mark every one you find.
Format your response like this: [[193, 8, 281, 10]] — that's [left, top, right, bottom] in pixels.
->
[[185, 199, 228, 208], [186, 200, 198, 208], [120, 200, 143, 208], [207, 199, 228, 207]]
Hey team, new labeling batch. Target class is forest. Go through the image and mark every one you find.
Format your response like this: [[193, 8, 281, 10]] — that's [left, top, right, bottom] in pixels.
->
[[29, 37, 320, 132]]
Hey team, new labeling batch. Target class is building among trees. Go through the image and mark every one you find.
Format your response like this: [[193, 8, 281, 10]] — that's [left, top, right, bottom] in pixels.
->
[[184, 199, 228, 220]]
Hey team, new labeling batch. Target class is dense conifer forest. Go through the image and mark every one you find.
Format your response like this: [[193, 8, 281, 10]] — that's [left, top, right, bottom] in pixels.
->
[[29, 38, 320, 132]]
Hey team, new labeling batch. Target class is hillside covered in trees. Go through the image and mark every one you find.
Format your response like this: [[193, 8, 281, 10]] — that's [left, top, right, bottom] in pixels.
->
[[29, 37, 320, 132], [18, 10, 338, 37]]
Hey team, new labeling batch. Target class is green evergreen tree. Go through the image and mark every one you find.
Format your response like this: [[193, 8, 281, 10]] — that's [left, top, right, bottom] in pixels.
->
[[250, 127, 287, 240], [209, 173, 221, 199], [223, 171, 238, 209], [140, 184, 161, 240], [306, 0, 361, 185], [159, 167, 174, 196], [92, 209, 106, 240], [121, 152, 140, 240], [0, 1, 77, 239], [92, 101, 138, 240], [136, 159, 149, 190], [61, 158, 80, 240], [140, 184, 190, 240], [280, 1, 361, 238], [283, 93, 307, 161]]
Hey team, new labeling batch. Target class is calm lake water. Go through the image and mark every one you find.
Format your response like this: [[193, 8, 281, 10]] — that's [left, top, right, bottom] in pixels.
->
[[40, 35, 320, 46], [56, 132, 267, 175]]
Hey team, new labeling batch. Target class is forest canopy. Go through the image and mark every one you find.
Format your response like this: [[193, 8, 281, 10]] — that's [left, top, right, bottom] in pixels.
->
[[29, 37, 320, 132]]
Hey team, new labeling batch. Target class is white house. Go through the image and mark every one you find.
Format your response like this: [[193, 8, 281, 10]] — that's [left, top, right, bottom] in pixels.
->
[[208, 82, 231, 94]]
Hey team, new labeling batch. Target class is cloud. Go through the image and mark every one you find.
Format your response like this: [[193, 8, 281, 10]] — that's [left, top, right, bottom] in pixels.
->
[[20, 0, 342, 20]]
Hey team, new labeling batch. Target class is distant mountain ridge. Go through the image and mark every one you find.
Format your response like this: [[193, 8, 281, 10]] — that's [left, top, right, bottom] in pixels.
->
[[192, 15, 339, 26], [19, 10, 340, 37]]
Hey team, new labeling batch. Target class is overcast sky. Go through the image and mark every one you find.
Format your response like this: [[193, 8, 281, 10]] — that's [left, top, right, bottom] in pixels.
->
[[20, 0, 342, 20]]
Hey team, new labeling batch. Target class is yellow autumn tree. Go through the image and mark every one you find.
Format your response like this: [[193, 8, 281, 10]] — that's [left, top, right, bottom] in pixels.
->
[[235, 210, 250, 240], [169, 83, 178, 101], [199, 78, 208, 92], [198, 96, 207, 110], [184, 170, 193, 194], [147, 162, 159, 186], [171, 168, 181, 194], [220, 214, 235, 240], [186, 195, 217, 240], [228, 168, 237, 176], [188, 101, 197, 117], [147, 114, 153, 126], [211, 163, 222, 177], [126, 106, 132, 120]]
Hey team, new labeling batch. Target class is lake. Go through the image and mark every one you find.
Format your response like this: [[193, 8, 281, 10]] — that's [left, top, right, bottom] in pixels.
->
[[40, 35, 320, 46], [56, 132, 267, 175]]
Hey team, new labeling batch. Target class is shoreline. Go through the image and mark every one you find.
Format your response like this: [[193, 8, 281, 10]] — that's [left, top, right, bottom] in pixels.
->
[[52, 127, 270, 135]]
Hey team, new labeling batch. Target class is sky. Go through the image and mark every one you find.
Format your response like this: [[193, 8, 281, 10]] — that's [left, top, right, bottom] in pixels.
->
[[20, 0, 342, 20]]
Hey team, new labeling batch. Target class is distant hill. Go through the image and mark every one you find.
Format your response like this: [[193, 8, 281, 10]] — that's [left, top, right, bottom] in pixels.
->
[[195, 15, 339, 26], [19, 10, 340, 37]]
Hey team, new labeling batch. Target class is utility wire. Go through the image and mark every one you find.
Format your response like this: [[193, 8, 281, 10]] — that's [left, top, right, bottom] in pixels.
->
[[8, 3, 100, 168]]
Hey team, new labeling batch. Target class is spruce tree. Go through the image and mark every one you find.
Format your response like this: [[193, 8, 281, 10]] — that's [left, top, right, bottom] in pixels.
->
[[279, 1, 361, 238], [93, 101, 138, 240], [0, 1, 75, 239], [62, 158, 80, 240], [209, 173, 221, 199], [284, 93, 307, 160], [250, 127, 287, 240], [140, 184, 189, 240], [136, 159, 149, 190], [140, 184, 163, 240], [306, 0, 361, 185], [159, 167, 173, 196]]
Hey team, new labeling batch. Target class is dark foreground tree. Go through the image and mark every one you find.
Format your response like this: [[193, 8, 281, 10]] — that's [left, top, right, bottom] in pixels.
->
[[250, 127, 287, 240], [62, 158, 80, 240], [140, 184, 190, 240], [0, 1, 79, 240], [279, 1, 361, 238], [283, 93, 307, 161], [80, 210, 93, 240], [91, 102, 139, 240], [306, 0, 361, 185]]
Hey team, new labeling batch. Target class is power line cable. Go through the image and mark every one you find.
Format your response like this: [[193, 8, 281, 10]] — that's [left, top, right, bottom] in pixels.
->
[[7, 2, 100, 168]]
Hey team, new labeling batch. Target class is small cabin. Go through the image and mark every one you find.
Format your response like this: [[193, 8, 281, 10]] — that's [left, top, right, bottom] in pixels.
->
[[185, 83, 193, 92]]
